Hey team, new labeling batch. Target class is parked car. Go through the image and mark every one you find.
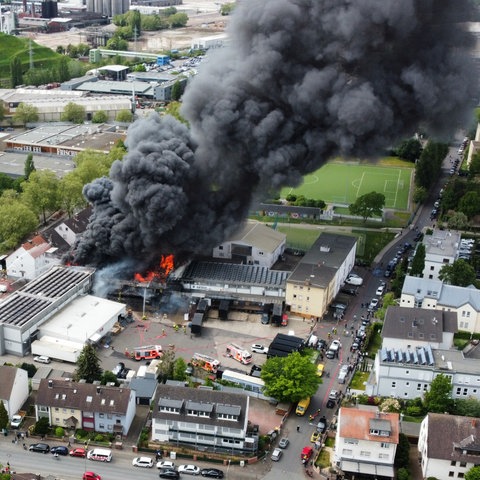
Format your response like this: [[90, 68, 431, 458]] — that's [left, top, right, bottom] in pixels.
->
[[271, 448, 283, 462], [132, 457, 154, 468], [345, 274, 363, 286], [83, 473, 101, 480], [69, 448, 87, 458], [178, 465, 201, 475], [316, 416, 327, 434], [326, 399, 336, 409], [375, 285, 385, 296], [33, 355, 51, 364], [50, 446, 69, 456], [316, 363, 325, 377], [251, 343, 268, 354], [368, 298, 379, 310], [29, 443, 50, 453], [157, 461, 176, 470], [278, 437, 289, 449], [112, 362, 126, 377], [310, 431, 321, 443], [10, 414, 23, 429], [340, 287, 357, 296], [159, 471, 180, 479], [200, 468, 224, 478]]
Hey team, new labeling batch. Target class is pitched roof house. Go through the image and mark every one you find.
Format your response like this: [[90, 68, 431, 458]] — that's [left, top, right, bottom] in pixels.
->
[[35, 378, 136, 435], [418, 413, 480, 479], [334, 406, 399, 479], [0, 365, 29, 417], [6, 234, 61, 280]]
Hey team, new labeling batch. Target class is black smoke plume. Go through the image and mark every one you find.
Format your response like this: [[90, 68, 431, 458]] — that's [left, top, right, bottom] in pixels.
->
[[74, 0, 478, 270]]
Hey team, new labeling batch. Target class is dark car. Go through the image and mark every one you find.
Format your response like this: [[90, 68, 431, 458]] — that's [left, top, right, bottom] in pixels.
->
[[326, 399, 336, 409], [340, 287, 357, 296], [159, 470, 180, 479], [200, 468, 224, 478], [51, 446, 69, 455], [414, 232, 424, 242], [29, 443, 50, 453]]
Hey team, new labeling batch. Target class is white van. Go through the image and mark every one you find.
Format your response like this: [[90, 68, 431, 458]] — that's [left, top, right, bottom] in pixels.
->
[[87, 448, 112, 462], [345, 274, 363, 286]]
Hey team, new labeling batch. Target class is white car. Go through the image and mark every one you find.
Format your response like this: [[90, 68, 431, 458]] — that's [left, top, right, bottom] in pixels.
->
[[345, 274, 363, 286], [271, 448, 283, 461], [375, 285, 385, 296], [10, 414, 23, 429], [251, 343, 268, 354], [157, 460, 175, 470], [132, 457, 154, 468], [368, 298, 379, 310], [330, 340, 341, 349], [178, 464, 201, 475], [33, 355, 51, 364]]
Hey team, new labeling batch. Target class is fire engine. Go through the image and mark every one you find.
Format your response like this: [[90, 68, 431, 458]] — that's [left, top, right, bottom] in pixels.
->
[[191, 353, 220, 373], [134, 345, 163, 361], [225, 343, 252, 365]]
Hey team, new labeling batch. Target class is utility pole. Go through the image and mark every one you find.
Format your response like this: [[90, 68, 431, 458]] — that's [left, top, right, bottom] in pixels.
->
[[29, 38, 34, 69]]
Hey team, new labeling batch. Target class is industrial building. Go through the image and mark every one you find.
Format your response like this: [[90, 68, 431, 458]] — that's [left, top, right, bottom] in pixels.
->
[[0, 264, 126, 362]]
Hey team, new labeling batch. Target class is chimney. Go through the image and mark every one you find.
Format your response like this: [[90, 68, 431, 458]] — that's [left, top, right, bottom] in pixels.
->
[[48, 380, 53, 388], [96, 386, 101, 394]]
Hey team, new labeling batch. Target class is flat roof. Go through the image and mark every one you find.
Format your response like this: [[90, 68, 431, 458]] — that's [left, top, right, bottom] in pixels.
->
[[0, 151, 75, 178], [39, 294, 126, 343]]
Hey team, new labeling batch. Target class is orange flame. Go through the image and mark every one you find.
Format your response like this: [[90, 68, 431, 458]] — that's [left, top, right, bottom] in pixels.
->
[[134, 254, 174, 283]]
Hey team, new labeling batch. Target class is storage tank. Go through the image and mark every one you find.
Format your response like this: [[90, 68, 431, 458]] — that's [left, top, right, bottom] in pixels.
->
[[86, 0, 94, 12], [112, 0, 128, 16], [94, 0, 102, 13]]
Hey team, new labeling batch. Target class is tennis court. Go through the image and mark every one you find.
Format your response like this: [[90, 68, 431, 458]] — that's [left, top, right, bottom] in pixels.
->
[[282, 163, 413, 210]]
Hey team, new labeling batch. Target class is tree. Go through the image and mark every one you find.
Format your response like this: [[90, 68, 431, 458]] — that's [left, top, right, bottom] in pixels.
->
[[415, 141, 448, 189], [349, 191, 385, 222], [413, 186, 428, 204], [0, 198, 38, 252], [410, 243, 425, 276], [116, 109, 133, 122], [20, 362, 38, 378], [33, 417, 50, 436], [101, 370, 119, 386], [58, 56, 70, 82], [10, 55, 23, 88], [466, 466, 480, 480], [261, 351, 321, 403], [172, 357, 188, 381], [396, 138, 422, 162], [168, 12, 188, 28], [447, 211, 468, 230], [24, 153, 36, 180], [0, 102, 5, 123], [59, 174, 86, 217], [74, 344, 103, 383], [469, 152, 480, 175], [454, 397, 480, 418], [61, 102, 86, 124], [157, 350, 175, 382], [220, 2, 235, 15], [375, 292, 396, 321], [129, 9, 142, 36], [92, 110, 108, 123], [423, 373, 453, 413], [394, 433, 410, 469], [21, 170, 60, 224], [439, 259, 476, 287], [171, 80, 183, 101], [106, 35, 128, 51], [0, 401, 8, 431], [459, 191, 480, 219], [397, 468, 411, 480], [13, 103, 39, 125]]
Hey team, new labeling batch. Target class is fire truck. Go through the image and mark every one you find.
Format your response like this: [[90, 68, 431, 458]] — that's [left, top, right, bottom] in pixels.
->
[[225, 343, 252, 365], [134, 345, 163, 361], [191, 353, 220, 373]]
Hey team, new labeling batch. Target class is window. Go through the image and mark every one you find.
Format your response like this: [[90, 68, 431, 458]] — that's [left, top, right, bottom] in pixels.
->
[[458, 473, 464, 478], [360, 451, 371, 457], [391, 382, 396, 388], [451, 461, 456, 466], [457, 387, 462, 395], [380, 443, 390, 449], [379, 453, 389, 459], [460, 462, 467, 468], [417, 384, 422, 391], [342, 449, 353, 456], [430, 266, 434, 270], [406, 382, 410, 386], [449, 472, 454, 477], [98, 423, 104, 429]]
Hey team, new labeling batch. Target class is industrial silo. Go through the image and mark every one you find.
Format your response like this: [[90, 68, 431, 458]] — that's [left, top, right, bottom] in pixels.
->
[[102, 0, 111, 17], [86, 0, 95, 12], [94, 0, 102, 14]]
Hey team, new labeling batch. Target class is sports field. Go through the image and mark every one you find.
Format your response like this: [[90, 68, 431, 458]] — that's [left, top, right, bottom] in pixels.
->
[[282, 162, 413, 210]]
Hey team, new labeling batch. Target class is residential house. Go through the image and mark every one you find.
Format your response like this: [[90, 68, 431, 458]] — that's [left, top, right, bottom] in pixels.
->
[[0, 365, 29, 417], [6, 235, 61, 280], [35, 379, 136, 435], [401, 275, 480, 334], [212, 220, 286, 269], [129, 360, 160, 405], [333, 406, 399, 479], [151, 385, 257, 454], [367, 307, 480, 401], [422, 229, 461, 281], [285, 233, 357, 319], [53, 207, 92, 247], [418, 413, 480, 479]]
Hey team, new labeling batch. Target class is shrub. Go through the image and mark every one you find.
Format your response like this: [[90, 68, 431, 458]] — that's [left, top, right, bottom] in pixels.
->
[[55, 426, 65, 437], [397, 468, 411, 480]]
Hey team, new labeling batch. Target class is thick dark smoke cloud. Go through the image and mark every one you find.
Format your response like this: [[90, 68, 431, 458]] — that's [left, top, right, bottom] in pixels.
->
[[74, 0, 478, 270]]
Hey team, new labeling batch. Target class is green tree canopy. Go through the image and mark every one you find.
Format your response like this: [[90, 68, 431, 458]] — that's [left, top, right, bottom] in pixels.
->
[[157, 350, 175, 382], [116, 109, 134, 122], [459, 191, 480, 219], [14, 103, 39, 125], [410, 242, 425, 276], [439, 259, 476, 287], [394, 433, 410, 469], [24, 153, 36, 180], [92, 110, 108, 123], [349, 191, 385, 222], [454, 397, 480, 418], [396, 138, 423, 162], [375, 292, 396, 321], [0, 401, 8, 430], [100, 370, 120, 386], [59, 174, 87, 218], [34, 417, 50, 435], [261, 351, 321, 403], [10, 55, 23, 88], [21, 170, 60, 224], [172, 357, 188, 381], [413, 186, 428, 204], [447, 211, 469, 230], [61, 102, 86, 124], [469, 152, 480, 175], [415, 141, 449, 190], [74, 344, 103, 383], [423, 373, 453, 413], [465, 466, 480, 480], [0, 102, 5, 123], [167, 12, 188, 28], [220, 2, 235, 15]]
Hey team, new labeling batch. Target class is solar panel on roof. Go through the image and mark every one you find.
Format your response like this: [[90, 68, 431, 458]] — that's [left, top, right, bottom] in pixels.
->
[[380, 348, 388, 362], [418, 347, 426, 365], [425, 344, 434, 365], [412, 349, 418, 364]]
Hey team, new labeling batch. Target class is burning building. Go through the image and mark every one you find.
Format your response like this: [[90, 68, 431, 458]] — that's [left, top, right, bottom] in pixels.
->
[[74, 0, 478, 276]]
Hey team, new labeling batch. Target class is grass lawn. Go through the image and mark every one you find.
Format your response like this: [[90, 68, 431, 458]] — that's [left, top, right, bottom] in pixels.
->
[[280, 160, 413, 211], [350, 371, 369, 391], [315, 449, 331, 469]]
